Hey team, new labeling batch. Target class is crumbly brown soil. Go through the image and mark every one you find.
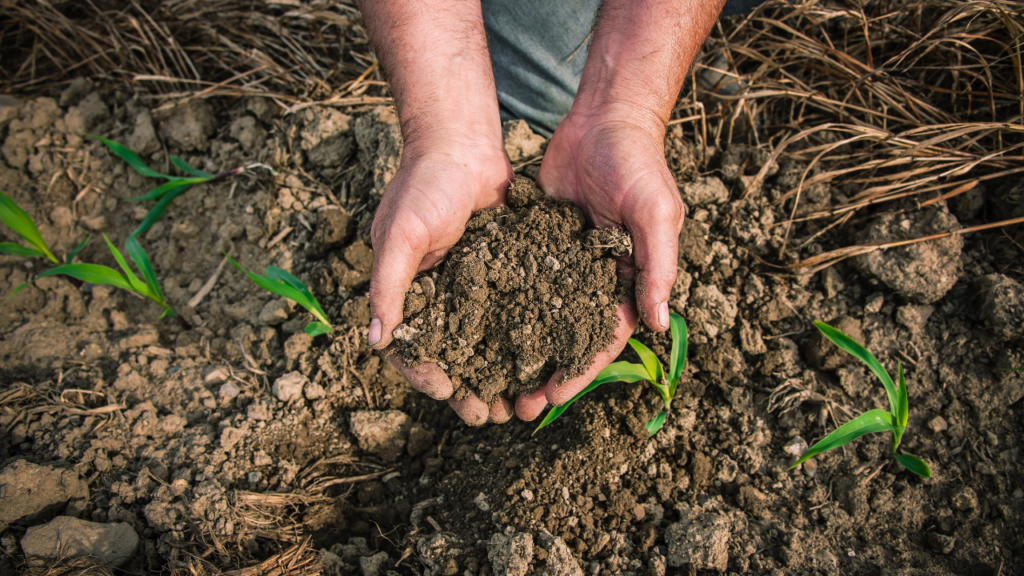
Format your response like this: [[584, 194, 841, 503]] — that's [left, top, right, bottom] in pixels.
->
[[0, 84, 1022, 576], [395, 176, 626, 404]]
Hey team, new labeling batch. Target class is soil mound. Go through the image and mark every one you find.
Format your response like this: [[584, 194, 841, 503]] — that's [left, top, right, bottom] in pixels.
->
[[394, 177, 629, 404]]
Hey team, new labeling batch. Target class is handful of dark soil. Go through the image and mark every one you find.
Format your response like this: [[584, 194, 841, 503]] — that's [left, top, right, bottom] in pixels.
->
[[394, 177, 630, 404]]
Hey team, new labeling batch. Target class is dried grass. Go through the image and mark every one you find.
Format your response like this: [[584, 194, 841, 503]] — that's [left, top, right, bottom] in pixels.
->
[[676, 0, 1024, 272], [0, 0, 387, 109]]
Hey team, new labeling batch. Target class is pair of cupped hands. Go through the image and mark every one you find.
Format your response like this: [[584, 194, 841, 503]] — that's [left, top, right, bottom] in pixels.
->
[[366, 106, 685, 425]]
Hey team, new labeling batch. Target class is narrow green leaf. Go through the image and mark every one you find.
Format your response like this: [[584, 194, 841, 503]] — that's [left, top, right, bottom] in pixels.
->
[[628, 338, 663, 382], [158, 306, 177, 319], [815, 321, 898, 415], [65, 237, 90, 264], [668, 312, 688, 393], [791, 409, 898, 468], [0, 192, 57, 263], [896, 362, 908, 427], [305, 322, 333, 337], [226, 254, 313, 311], [0, 242, 45, 259], [37, 263, 133, 291], [7, 282, 28, 300], [88, 134, 171, 179], [133, 185, 189, 237], [533, 361, 650, 434], [646, 411, 667, 436], [171, 156, 214, 178], [129, 178, 205, 202], [894, 453, 932, 478], [103, 235, 148, 295], [266, 266, 329, 324], [125, 235, 164, 305]]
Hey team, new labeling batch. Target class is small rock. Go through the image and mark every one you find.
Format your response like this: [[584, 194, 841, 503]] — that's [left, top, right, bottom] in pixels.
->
[[272, 371, 308, 402], [259, 298, 292, 325], [349, 410, 412, 462], [928, 416, 948, 433], [219, 382, 240, 400], [536, 530, 583, 576], [21, 516, 138, 567], [393, 323, 419, 341], [473, 492, 490, 512], [927, 533, 956, 555], [665, 509, 730, 571], [681, 176, 730, 206], [0, 460, 89, 532], [304, 382, 326, 400], [896, 304, 934, 333], [488, 531, 534, 576], [543, 255, 560, 271], [359, 551, 389, 576], [864, 292, 884, 314], [783, 436, 808, 459], [204, 366, 230, 385], [126, 110, 160, 157], [822, 267, 844, 298]]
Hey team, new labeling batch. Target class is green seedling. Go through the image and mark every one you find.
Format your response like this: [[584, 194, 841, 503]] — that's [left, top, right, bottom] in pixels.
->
[[535, 312, 688, 436], [36, 234, 177, 319], [0, 191, 90, 266], [89, 135, 276, 237], [226, 255, 332, 337], [791, 321, 931, 478]]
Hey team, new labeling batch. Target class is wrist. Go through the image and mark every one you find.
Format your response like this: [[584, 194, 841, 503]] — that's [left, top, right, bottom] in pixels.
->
[[562, 102, 667, 150]]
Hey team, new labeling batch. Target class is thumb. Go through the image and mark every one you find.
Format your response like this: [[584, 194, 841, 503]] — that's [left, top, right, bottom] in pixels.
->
[[368, 221, 430, 349], [622, 175, 685, 332]]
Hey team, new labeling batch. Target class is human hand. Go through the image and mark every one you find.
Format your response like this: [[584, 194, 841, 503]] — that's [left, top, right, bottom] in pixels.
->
[[369, 141, 514, 425], [514, 104, 684, 420]]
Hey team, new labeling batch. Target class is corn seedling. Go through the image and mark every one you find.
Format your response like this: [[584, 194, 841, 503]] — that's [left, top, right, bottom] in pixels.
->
[[791, 321, 931, 478], [89, 135, 275, 237], [0, 191, 90, 266], [36, 235, 177, 320], [535, 313, 687, 436], [226, 255, 332, 337]]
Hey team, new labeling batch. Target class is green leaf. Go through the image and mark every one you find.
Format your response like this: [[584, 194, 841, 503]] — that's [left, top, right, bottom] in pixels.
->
[[125, 235, 164, 305], [894, 453, 932, 478], [103, 235, 148, 295], [265, 266, 329, 323], [7, 282, 28, 300], [37, 263, 133, 291], [65, 237, 90, 264], [815, 321, 898, 415], [668, 312, 688, 391], [88, 134, 171, 179], [133, 185, 189, 237], [896, 362, 908, 427], [129, 177, 206, 202], [0, 192, 57, 263], [646, 411, 667, 436], [533, 361, 650, 434], [0, 242, 45, 259], [171, 156, 214, 178], [628, 338, 663, 382], [305, 322, 333, 337], [791, 409, 899, 468]]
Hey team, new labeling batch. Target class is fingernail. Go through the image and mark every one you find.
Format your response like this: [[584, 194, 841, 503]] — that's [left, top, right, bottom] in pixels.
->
[[368, 317, 382, 345], [657, 301, 670, 329]]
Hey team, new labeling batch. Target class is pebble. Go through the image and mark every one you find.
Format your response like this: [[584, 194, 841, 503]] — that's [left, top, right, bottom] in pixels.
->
[[21, 516, 139, 568], [219, 382, 240, 400], [544, 255, 560, 270], [488, 531, 534, 576], [864, 292, 885, 314], [520, 489, 534, 502], [304, 382, 326, 400], [474, 492, 491, 512], [272, 371, 308, 402], [204, 366, 230, 385], [928, 416, 948, 433], [782, 436, 808, 459]]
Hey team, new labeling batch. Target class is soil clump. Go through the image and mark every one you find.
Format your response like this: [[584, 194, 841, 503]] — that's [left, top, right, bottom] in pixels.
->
[[394, 177, 629, 404]]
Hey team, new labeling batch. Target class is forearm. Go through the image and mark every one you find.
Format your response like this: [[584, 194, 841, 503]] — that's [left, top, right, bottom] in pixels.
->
[[355, 0, 504, 152], [573, 0, 726, 129]]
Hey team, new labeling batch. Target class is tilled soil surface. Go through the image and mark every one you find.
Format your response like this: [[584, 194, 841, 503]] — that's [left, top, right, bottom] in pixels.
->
[[0, 83, 1022, 576], [395, 176, 626, 403]]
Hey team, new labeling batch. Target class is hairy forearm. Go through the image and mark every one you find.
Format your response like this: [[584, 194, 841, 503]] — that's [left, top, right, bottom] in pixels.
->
[[574, 0, 727, 128], [355, 0, 503, 151]]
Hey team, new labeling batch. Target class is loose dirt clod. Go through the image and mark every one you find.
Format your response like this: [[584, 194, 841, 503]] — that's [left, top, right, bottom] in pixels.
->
[[395, 177, 628, 404]]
